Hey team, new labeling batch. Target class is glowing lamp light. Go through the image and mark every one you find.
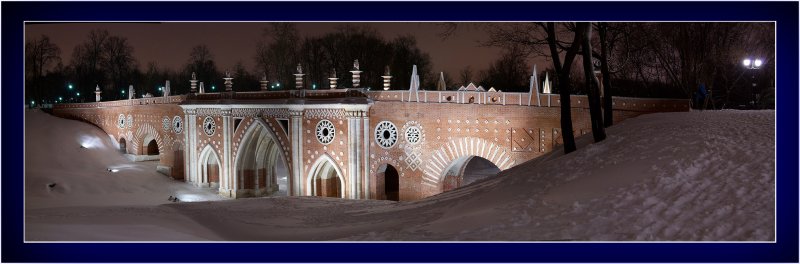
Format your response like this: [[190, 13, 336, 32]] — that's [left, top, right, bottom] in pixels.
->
[[158, 87, 163, 91], [108, 168, 120, 173], [68, 84, 73, 90], [122, 90, 126, 94], [754, 59, 763, 67], [30, 101, 35, 105], [276, 83, 280, 87], [211, 85, 216, 90], [742, 59, 751, 67], [76, 92, 80, 96], [58, 97, 63, 101], [312, 84, 316, 89]]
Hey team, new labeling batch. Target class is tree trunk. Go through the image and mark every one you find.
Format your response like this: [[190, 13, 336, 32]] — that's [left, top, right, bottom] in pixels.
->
[[547, 22, 577, 154], [581, 22, 607, 142], [598, 22, 614, 127]]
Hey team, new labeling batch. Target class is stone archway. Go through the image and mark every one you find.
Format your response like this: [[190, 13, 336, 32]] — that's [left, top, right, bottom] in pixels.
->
[[376, 164, 400, 201], [307, 154, 345, 198], [234, 119, 290, 198], [132, 123, 164, 158], [440, 156, 501, 192], [198, 145, 221, 188], [423, 137, 514, 190], [118, 137, 127, 153]]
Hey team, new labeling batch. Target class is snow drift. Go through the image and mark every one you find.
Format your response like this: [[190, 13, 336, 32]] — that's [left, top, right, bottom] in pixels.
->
[[24, 109, 774, 241]]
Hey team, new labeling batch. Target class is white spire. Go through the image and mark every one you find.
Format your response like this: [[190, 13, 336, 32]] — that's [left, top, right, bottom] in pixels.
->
[[409, 65, 420, 91], [436, 71, 447, 91], [543, 72, 552, 94]]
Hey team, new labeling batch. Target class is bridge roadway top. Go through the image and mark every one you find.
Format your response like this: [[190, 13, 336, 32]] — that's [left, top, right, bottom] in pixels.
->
[[52, 89, 690, 113]]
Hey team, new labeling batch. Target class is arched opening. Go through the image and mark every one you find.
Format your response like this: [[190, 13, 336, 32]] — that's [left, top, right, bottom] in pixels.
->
[[118, 138, 127, 153], [172, 146, 185, 180], [146, 140, 159, 155], [235, 121, 289, 198], [308, 156, 344, 198], [376, 164, 400, 201], [140, 134, 160, 158], [441, 156, 500, 192], [198, 146, 221, 188]]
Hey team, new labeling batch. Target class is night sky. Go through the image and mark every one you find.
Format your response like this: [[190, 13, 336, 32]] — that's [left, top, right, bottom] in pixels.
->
[[25, 22, 543, 81]]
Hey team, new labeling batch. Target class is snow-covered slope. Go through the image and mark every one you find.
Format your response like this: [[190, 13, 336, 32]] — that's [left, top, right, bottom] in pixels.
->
[[24, 109, 774, 241]]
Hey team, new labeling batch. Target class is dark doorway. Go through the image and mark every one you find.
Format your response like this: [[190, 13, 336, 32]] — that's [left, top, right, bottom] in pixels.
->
[[146, 140, 159, 155], [384, 165, 399, 201], [119, 138, 127, 153]]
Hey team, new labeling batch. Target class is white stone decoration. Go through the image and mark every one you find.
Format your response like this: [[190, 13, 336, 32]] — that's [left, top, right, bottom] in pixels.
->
[[315, 119, 335, 145], [375, 121, 398, 149], [203, 116, 216, 136], [173, 116, 183, 134], [162, 117, 171, 131], [117, 114, 126, 128], [126, 114, 133, 128], [405, 125, 422, 144]]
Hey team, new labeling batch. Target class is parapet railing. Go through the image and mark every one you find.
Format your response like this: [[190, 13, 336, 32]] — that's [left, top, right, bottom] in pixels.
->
[[51, 89, 689, 112], [365, 90, 690, 112], [52, 95, 187, 109]]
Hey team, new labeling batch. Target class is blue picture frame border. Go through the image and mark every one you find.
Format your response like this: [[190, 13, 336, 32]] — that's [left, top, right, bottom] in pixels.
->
[[2, 1, 797, 262]]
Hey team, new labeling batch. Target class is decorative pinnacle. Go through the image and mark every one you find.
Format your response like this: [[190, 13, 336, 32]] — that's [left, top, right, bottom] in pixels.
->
[[353, 59, 360, 71], [330, 68, 337, 78], [296, 63, 303, 74], [191, 72, 196, 80], [384, 65, 391, 76]]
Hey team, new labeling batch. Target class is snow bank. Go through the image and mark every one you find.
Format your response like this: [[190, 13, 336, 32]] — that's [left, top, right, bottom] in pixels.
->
[[25, 109, 774, 241]]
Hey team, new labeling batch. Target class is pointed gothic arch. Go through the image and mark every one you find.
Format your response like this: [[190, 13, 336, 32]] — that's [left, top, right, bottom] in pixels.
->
[[306, 154, 345, 198], [233, 118, 290, 198], [198, 144, 222, 188]]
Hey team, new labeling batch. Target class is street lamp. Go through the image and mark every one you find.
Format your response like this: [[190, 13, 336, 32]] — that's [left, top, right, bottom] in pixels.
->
[[742, 57, 763, 108]]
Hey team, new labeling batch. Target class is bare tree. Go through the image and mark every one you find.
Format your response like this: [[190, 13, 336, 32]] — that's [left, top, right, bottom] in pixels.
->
[[479, 22, 582, 153], [597, 22, 614, 127], [458, 66, 474, 85], [580, 22, 606, 142], [185, 44, 221, 91], [101, 35, 136, 95], [25, 35, 61, 102], [26, 35, 61, 79]]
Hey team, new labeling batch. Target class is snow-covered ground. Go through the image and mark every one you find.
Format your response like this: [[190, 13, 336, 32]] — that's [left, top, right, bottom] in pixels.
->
[[24, 109, 774, 241]]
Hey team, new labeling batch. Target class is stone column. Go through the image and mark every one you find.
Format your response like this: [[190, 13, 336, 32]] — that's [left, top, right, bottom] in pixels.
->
[[382, 66, 392, 91], [350, 60, 362, 88], [224, 71, 234, 92], [260, 73, 269, 91], [190, 72, 198, 93], [346, 110, 363, 199], [328, 68, 338, 90], [362, 111, 371, 199], [94, 85, 102, 102], [186, 109, 198, 186], [221, 109, 233, 197], [294, 63, 305, 90], [289, 109, 304, 196]]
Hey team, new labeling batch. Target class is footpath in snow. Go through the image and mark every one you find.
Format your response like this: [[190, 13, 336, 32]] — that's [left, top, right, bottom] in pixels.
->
[[24, 109, 774, 241]]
